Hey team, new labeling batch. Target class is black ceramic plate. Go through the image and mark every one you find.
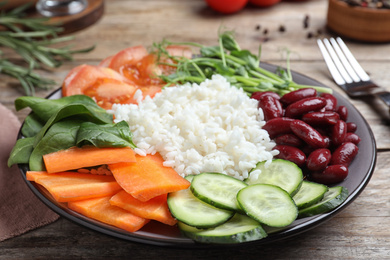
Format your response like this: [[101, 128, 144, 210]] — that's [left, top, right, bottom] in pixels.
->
[[18, 63, 377, 248]]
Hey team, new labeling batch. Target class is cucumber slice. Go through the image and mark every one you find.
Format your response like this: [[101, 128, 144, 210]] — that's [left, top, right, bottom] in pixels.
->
[[245, 159, 303, 197], [293, 181, 328, 209], [178, 214, 267, 244], [167, 175, 234, 228], [190, 172, 247, 212], [298, 186, 349, 218], [237, 184, 298, 227]]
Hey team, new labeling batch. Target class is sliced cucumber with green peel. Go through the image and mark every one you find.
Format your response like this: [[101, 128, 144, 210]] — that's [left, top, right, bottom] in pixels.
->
[[298, 186, 349, 218], [178, 213, 267, 244], [245, 159, 303, 197], [167, 175, 234, 228], [190, 172, 247, 212], [237, 184, 298, 227], [293, 181, 328, 209]]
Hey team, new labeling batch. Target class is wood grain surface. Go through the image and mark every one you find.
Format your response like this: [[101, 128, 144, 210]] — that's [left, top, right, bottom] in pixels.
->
[[1, 0, 390, 259]]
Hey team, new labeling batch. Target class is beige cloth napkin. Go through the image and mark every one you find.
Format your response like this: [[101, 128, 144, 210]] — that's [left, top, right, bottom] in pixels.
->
[[0, 102, 59, 242]]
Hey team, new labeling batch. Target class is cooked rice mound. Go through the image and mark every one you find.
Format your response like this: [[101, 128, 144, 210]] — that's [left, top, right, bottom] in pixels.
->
[[111, 75, 277, 181]]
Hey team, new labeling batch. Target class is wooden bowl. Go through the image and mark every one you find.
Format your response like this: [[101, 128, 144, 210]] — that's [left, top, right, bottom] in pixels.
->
[[327, 0, 390, 43]]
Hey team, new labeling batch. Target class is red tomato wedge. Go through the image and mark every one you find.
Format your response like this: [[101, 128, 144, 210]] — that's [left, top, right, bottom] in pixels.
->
[[165, 45, 192, 59], [62, 64, 129, 96], [106, 45, 192, 88], [68, 196, 150, 232], [83, 78, 138, 109], [119, 54, 164, 87], [98, 55, 114, 67], [62, 45, 193, 109], [105, 45, 149, 72], [62, 65, 138, 109]]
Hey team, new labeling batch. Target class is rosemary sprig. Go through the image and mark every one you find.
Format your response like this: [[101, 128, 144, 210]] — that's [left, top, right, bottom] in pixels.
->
[[0, 2, 95, 95], [0, 57, 55, 96]]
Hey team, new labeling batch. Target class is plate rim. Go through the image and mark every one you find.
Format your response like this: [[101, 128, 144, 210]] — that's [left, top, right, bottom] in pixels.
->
[[17, 63, 377, 248]]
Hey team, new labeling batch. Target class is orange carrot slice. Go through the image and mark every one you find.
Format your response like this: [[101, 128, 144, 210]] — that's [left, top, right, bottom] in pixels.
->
[[110, 190, 177, 226], [109, 153, 190, 202], [68, 196, 149, 233], [26, 171, 51, 181], [26, 171, 122, 202], [43, 146, 136, 173]]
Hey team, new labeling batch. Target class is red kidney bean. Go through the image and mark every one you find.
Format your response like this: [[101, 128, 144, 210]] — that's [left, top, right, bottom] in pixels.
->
[[330, 142, 359, 166], [323, 136, 331, 148], [262, 117, 294, 139], [310, 165, 348, 184], [302, 111, 340, 126], [344, 132, 361, 145], [285, 97, 327, 118], [258, 95, 283, 121], [337, 105, 348, 121], [290, 120, 327, 148], [301, 145, 315, 156], [274, 133, 303, 147], [306, 148, 331, 172], [251, 91, 281, 101], [346, 122, 357, 133], [273, 145, 306, 167], [320, 93, 338, 111], [280, 88, 317, 105], [315, 126, 329, 137], [331, 120, 347, 147]]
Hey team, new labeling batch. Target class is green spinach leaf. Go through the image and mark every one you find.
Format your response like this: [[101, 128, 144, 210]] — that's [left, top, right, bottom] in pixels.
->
[[29, 119, 82, 171], [76, 121, 136, 148], [7, 137, 34, 167], [33, 103, 113, 147]]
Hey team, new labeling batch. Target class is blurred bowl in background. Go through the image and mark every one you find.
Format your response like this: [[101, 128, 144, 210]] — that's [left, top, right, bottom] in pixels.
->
[[0, 0, 37, 10], [327, 0, 390, 43]]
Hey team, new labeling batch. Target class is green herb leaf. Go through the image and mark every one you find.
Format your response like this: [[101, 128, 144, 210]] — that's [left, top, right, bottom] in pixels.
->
[[76, 121, 136, 149], [0, 2, 94, 95], [154, 29, 333, 96], [8, 137, 35, 167], [29, 119, 82, 171]]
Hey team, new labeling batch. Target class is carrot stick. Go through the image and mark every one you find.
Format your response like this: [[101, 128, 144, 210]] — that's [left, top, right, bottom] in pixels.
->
[[68, 196, 149, 233], [26, 171, 50, 181], [109, 153, 190, 202], [26, 171, 122, 202], [110, 190, 177, 226], [43, 146, 136, 173]]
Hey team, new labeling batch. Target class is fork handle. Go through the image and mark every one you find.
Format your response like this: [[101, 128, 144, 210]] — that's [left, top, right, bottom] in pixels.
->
[[375, 91, 390, 110]]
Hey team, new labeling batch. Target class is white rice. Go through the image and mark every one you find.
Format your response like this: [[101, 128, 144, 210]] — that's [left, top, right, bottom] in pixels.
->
[[110, 75, 278, 181]]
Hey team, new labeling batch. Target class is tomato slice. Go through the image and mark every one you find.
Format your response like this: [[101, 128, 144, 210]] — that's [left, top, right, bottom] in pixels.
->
[[107, 45, 192, 87], [62, 64, 129, 96], [62, 65, 137, 109], [138, 85, 163, 100], [99, 55, 114, 67], [62, 45, 193, 109], [165, 45, 192, 59], [107, 45, 149, 72], [83, 78, 138, 109]]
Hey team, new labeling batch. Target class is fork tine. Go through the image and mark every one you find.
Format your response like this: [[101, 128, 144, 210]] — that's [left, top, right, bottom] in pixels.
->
[[322, 38, 353, 84], [317, 39, 346, 86], [335, 37, 370, 82], [329, 38, 360, 82]]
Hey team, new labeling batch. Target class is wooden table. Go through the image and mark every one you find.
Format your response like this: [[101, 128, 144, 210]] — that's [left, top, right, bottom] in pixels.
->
[[1, 0, 390, 259]]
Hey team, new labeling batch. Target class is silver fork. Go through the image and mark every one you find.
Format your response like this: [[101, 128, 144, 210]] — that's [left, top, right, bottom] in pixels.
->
[[317, 37, 390, 110]]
